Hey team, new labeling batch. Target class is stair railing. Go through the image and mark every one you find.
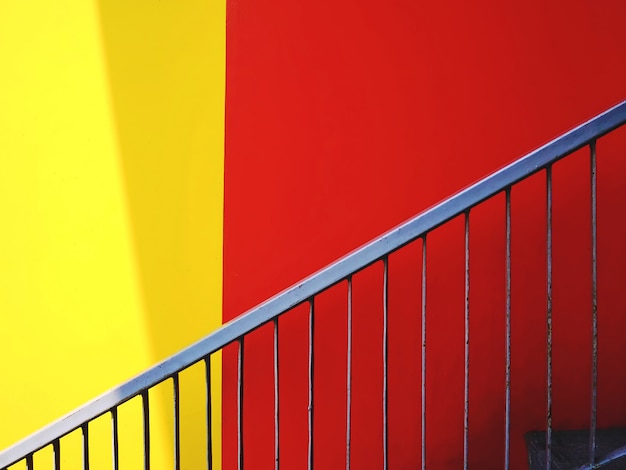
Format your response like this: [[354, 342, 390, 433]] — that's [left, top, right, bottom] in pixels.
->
[[1, 101, 625, 470]]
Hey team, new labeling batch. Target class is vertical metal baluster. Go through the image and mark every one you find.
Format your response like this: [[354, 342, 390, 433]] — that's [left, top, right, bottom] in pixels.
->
[[274, 318, 280, 470], [505, 188, 512, 470], [464, 212, 470, 470], [238, 338, 245, 470], [421, 236, 427, 470], [308, 298, 315, 470], [589, 141, 598, 467], [26, 454, 33, 470], [142, 390, 151, 470], [383, 257, 389, 470], [53, 439, 60, 470], [346, 277, 353, 470], [546, 166, 553, 470], [82, 423, 90, 470], [173, 374, 180, 470], [112, 407, 119, 470], [205, 356, 213, 470]]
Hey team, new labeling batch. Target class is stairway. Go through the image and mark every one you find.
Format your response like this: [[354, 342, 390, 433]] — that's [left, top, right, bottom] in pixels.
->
[[1, 101, 626, 470], [526, 428, 626, 469]]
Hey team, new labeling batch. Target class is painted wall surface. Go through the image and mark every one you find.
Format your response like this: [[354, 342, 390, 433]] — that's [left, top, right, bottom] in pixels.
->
[[0, 1, 224, 469], [223, 1, 626, 469]]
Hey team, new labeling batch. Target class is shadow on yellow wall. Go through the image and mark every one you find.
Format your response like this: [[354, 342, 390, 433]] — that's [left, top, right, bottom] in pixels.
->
[[0, 1, 224, 469], [94, 1, 225, 468]]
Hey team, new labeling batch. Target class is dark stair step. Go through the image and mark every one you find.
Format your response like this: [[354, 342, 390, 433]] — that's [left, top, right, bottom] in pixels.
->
[[525, 428, 626, 470]]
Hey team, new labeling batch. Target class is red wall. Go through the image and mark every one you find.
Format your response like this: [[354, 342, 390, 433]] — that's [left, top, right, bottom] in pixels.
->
[[223, 1, 626, 468]]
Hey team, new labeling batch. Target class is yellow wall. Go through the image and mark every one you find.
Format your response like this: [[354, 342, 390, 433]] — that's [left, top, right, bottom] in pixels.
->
[[0, 1, 224, 468]]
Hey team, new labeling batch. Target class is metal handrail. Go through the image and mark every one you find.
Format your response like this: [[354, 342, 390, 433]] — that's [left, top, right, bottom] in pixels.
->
[[1, 100, 626, 468], [578, 446, 626, 470]]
